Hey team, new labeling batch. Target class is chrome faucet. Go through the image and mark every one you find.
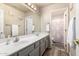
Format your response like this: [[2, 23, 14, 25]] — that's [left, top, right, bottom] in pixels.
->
[[0, 32, 5, 39], [6, 35, 11, 45], [13, 36, 19, 42], [6, 38, 10, 45]]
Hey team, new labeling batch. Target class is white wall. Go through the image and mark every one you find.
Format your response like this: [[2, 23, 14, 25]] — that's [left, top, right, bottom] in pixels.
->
[[40, 4, 68, 32]]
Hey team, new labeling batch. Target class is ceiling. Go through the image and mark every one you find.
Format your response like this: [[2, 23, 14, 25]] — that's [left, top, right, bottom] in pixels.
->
[[5, 3, 69, 12], [34, 3, 53, 8], [34, 3, 68, 8], [5, 3, 53, 12], [5, 3, 30, 12], [52, 8, 66, 16]]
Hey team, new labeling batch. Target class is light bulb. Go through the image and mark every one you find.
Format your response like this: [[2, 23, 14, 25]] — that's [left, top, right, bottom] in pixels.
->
[[34, 7, 37, 10], [27, 3, 31, 6], [31, 5, 34, 8]]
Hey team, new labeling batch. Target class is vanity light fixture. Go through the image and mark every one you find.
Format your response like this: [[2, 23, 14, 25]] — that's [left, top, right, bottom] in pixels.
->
[[25, 3, 38, 12]]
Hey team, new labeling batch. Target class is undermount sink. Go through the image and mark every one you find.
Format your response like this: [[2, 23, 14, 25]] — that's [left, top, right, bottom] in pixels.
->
[[0, 52, 8, 54], [16, 40, 30, 45], [0, 42, 7, 46], [0, 38, 28, 46], [0, 34, 38, 46], [12, 38, 30, 45], [0, 53, 8, 56]]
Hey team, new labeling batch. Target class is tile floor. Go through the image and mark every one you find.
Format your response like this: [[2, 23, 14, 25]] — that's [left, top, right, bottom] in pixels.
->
[[43, 43, 68, 56]]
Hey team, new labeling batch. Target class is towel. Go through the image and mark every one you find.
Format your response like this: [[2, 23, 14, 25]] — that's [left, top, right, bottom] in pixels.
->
[[67, 17, 75, 48], [12, 24, 18, 36]]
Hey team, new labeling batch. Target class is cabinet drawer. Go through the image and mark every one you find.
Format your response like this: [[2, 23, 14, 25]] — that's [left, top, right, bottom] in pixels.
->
[[46, 39, 49, 48], [18, 47, 29, 56], [46, 36, 49, 41], [19, 44, 34, 56], [46, 36, 49, 45], [40, 43, 45, 55], [29, 47, 39, 56], [28, 44, 34, 52], [34, 41, 40, 48], [40, 38, 46, 44]]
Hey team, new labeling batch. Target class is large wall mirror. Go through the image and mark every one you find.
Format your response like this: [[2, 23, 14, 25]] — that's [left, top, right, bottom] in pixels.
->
[[0, 4, 30, 38], [0, 9, 4, 39], [0, 3, 40, 40]]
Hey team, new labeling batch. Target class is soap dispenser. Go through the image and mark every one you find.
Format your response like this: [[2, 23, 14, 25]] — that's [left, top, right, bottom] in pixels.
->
[[0, 32, 5, 39], [6, 35, 11, 45]]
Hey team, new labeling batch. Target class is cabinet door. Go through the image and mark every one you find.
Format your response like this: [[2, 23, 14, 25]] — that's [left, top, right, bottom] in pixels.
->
[[40, 43, 46, 55], [29, 47, 39, 56], [19, 44, 34, 56], [40, 38, 46, 56], [18, 47, 29, 56], [34, 41, 40, 48], [45, 39, 48, 49], [40, 38, 45, 44], [45, 36, 49, 48]]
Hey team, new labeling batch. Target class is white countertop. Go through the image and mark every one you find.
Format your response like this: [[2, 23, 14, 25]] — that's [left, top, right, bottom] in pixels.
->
[[0, 32, 49, 56]]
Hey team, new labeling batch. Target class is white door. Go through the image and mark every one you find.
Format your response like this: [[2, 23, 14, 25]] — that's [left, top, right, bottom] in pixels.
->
[[75, 3, 79, 56], [0, 9, 4, 33], [25, 16, 33, 34], [64, 8, 69, 46]]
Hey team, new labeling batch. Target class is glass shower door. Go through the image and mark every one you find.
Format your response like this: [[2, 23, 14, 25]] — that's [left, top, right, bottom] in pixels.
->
[[50, 16, 64, 44]]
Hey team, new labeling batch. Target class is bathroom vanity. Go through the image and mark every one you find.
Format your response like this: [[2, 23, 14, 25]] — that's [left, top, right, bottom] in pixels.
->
[[0, 32, 49, 56]]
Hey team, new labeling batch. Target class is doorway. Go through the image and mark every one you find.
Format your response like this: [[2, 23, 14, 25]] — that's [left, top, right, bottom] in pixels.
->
[[50, 15, 65, 47]]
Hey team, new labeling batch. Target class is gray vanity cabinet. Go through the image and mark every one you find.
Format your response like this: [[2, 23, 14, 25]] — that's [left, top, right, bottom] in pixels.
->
[[34, 41, 40, 48], [18, 48, 29, 56], [18, 44, 34, 56], [29, 41, 40, 56], [29, 47, 39, 56], [40, 38, 46, 55], [40, 43, 45, 55], [9, 35, 49, 56], [45, 36, 49, 49], [45, 38, 48, 49]]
